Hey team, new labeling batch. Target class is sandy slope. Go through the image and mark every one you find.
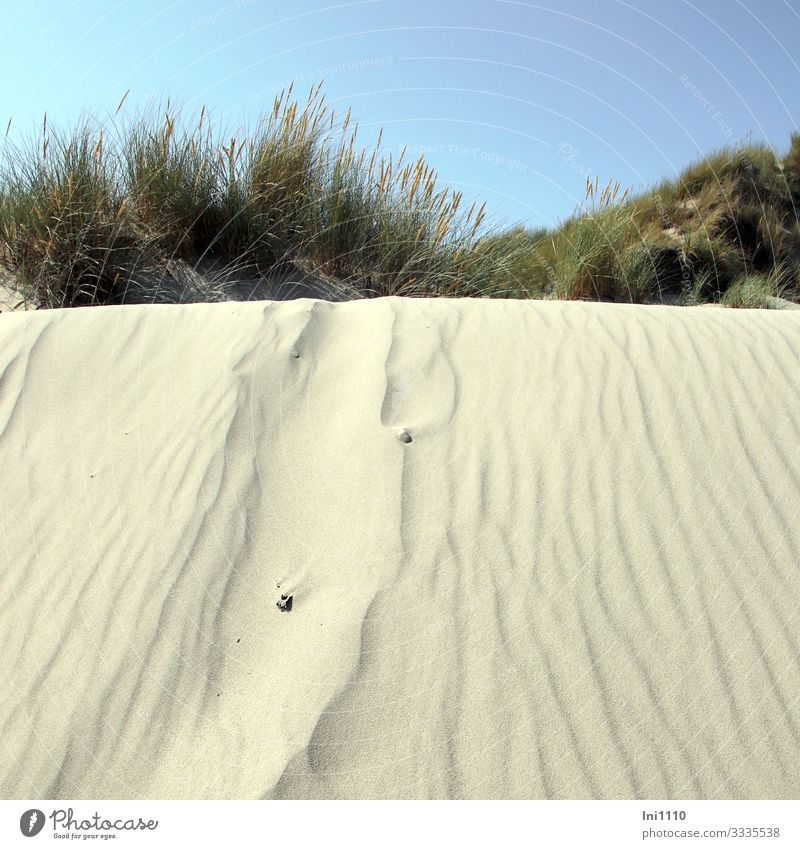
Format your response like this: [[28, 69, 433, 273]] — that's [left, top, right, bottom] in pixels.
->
[[0, 297, 798, 800]]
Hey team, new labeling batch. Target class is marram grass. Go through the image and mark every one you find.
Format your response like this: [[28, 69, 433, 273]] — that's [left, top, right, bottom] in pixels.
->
[[0, 85, 519, 307], [1, 86, 798, 308]]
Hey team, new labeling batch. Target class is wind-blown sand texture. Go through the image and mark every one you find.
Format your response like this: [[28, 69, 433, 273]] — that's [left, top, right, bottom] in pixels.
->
[[1, 297, 799, 800]]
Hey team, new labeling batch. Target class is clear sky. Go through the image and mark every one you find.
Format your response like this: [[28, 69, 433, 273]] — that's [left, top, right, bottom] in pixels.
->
[[3, 0, 799, 230]]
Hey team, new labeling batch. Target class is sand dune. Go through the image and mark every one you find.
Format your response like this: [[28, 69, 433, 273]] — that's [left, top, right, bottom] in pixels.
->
[[0, 297, 799, 799]]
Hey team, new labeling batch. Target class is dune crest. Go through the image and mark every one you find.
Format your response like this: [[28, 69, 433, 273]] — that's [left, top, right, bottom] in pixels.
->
[[1, 298, 799, 799]]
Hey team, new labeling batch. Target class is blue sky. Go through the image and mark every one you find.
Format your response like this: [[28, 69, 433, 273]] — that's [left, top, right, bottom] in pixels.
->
[[3, 0, 799, 230]]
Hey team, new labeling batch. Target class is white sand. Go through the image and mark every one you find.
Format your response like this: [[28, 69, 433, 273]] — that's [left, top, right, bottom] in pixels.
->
[[0, 297, 798, 799]]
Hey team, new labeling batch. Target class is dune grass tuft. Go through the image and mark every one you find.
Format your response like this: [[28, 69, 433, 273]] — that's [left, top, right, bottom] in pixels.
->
[[1, 87, 799, 308], [497, 144, 800, 307], [0, 85, 521, 307]]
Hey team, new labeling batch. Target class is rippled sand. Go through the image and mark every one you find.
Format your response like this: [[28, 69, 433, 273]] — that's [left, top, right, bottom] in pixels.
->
[[1, 298, 798, 799]]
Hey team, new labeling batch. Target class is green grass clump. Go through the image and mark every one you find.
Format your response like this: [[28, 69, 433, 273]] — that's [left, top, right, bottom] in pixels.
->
[[547, 205, 640, 301], [476, 227, 552, 296], [719, 267, 790, 309], [2, 87, 800, 309], [0, 84, 515, 307], [0, 119, 157, 306], [500, 145, 800, 307], [123, 104, 220, 261]]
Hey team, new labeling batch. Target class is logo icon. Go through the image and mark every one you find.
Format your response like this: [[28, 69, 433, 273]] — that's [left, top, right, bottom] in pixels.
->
[[19, 809, 45, 837]]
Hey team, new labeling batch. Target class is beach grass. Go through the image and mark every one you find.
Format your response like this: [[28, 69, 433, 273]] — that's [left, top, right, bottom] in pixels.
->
[[497, 144, 800, 306], [1, 86, 798, 308], [0, 85, 521, 307]]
